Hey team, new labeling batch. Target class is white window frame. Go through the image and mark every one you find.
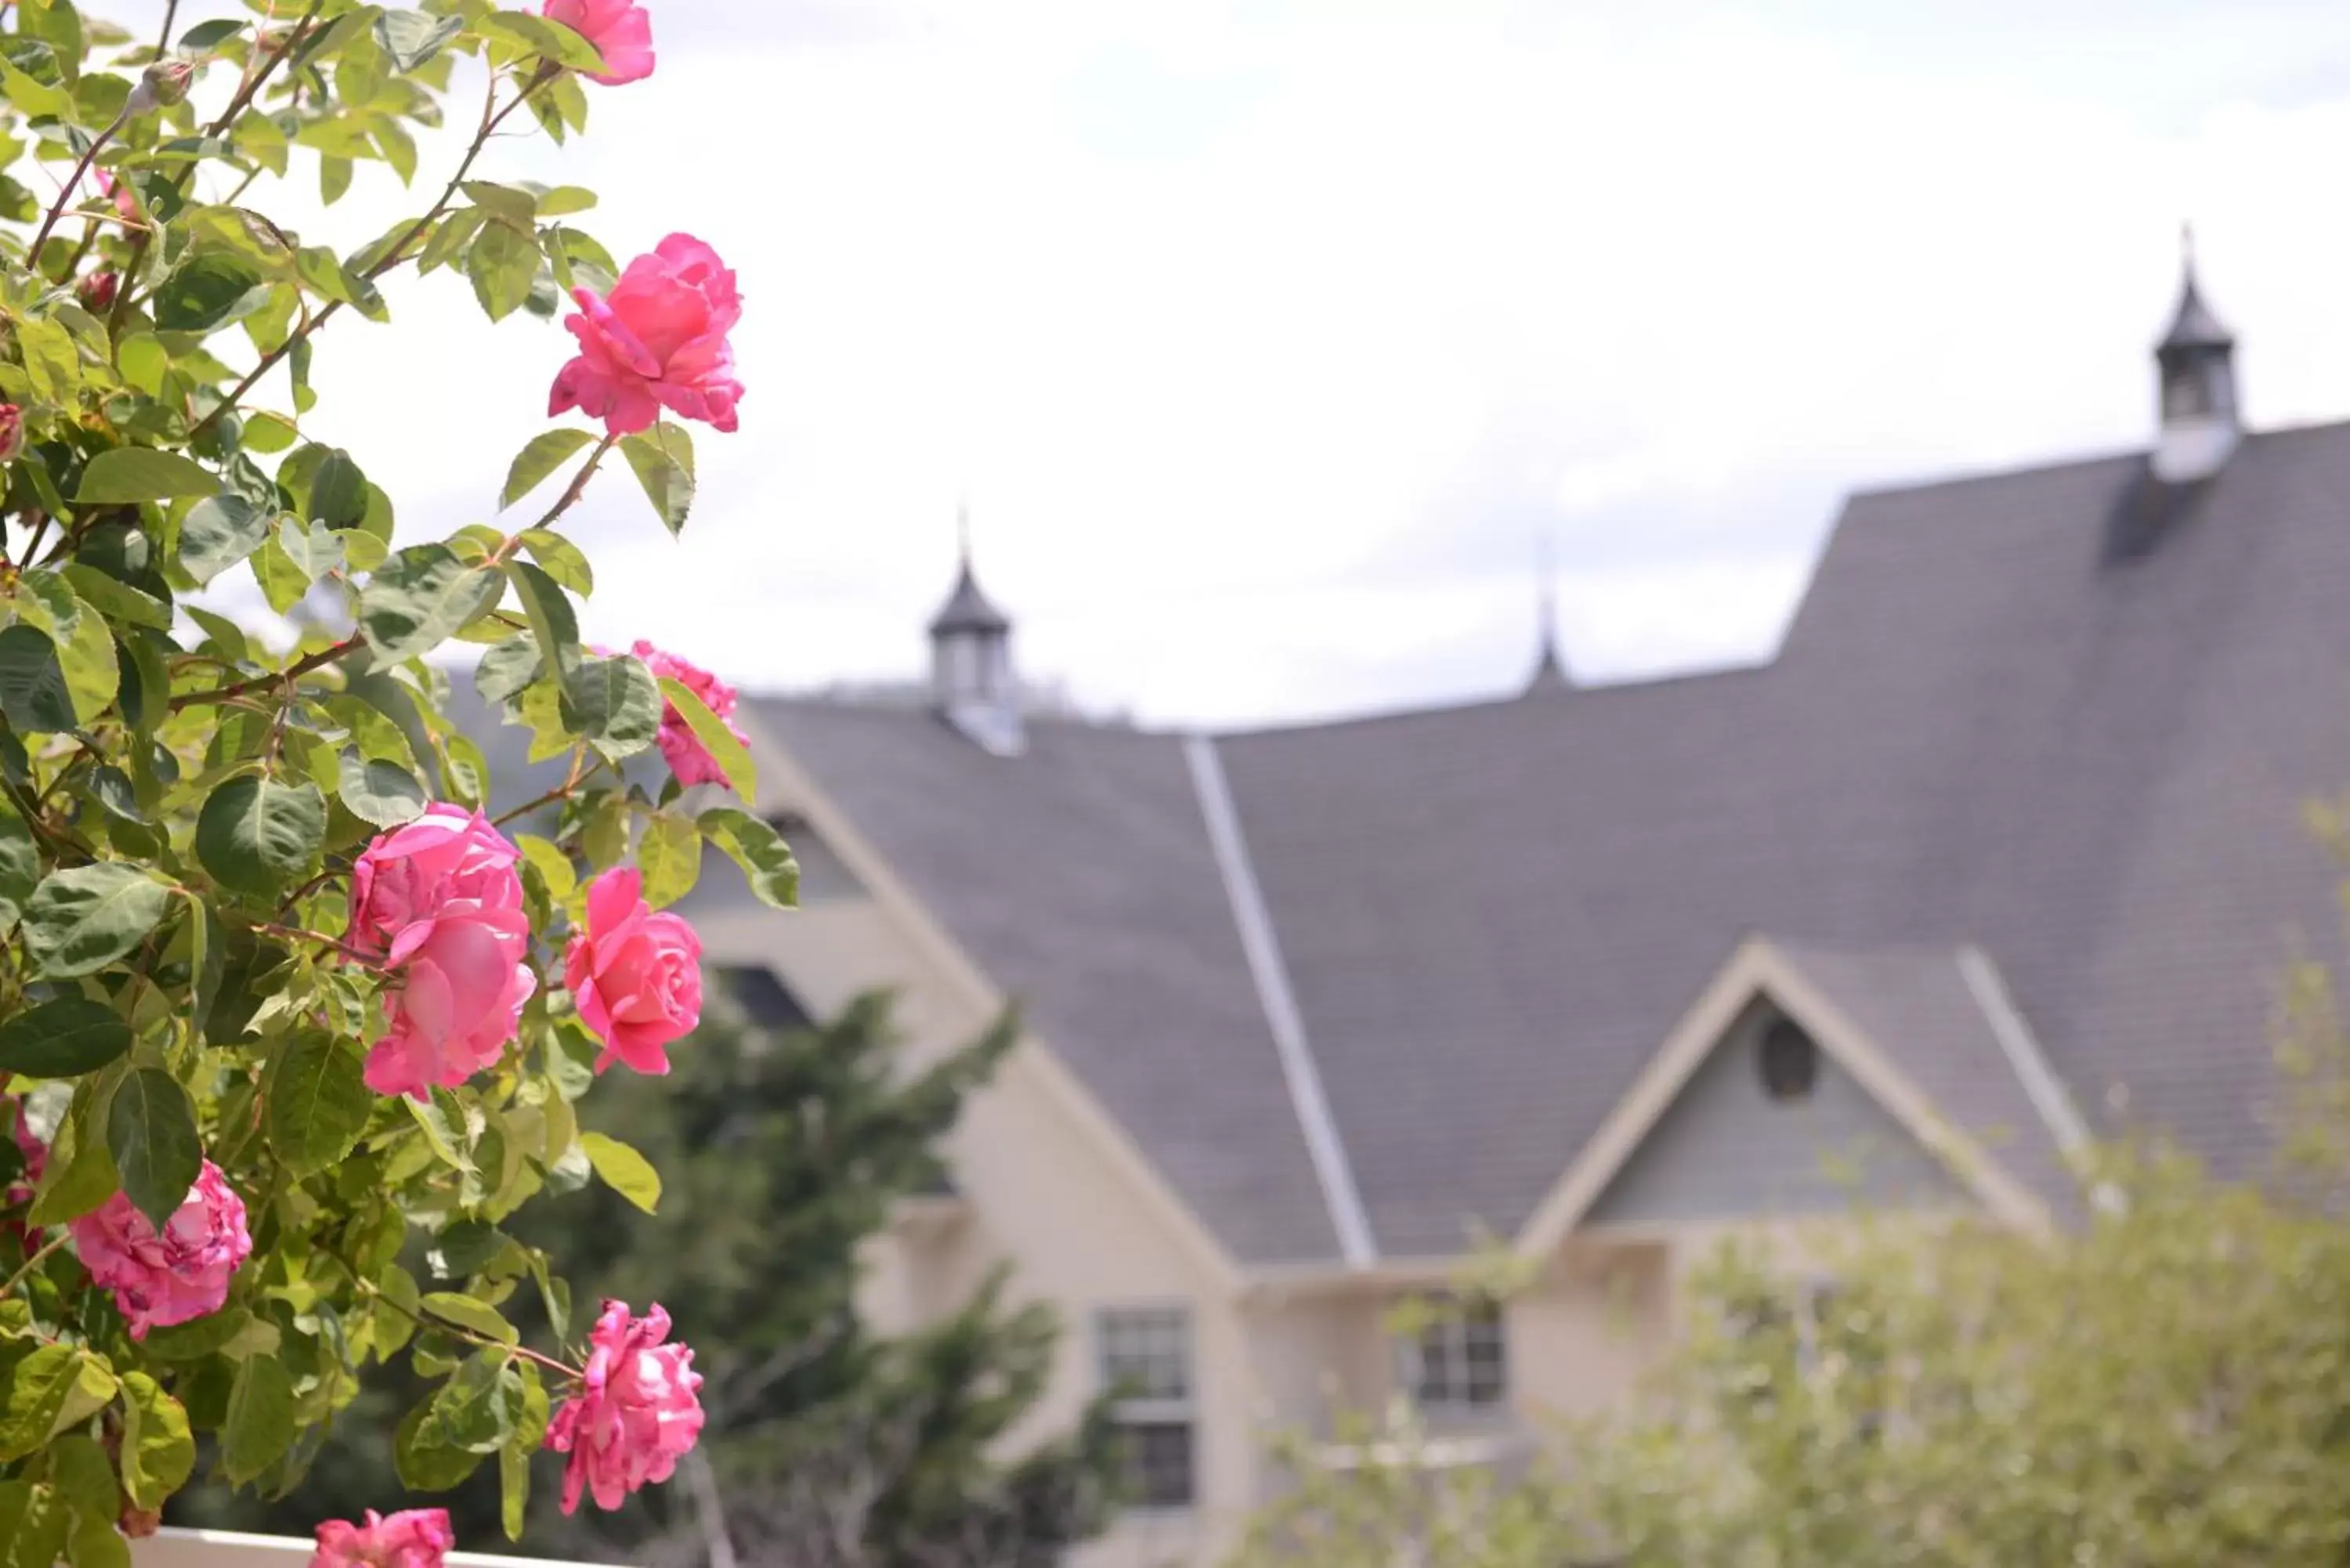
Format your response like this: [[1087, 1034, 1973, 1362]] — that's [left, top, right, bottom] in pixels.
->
[[1397, 1295, 1509, 1414], [1095, 1304, 1197, 1512]]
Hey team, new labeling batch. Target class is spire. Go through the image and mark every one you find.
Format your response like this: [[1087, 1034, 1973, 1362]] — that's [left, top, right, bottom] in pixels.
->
[[927, 504, 1011, 638], [927, 505, 1022, 754], [1523, 531, 1571, 695], [2151, 223, 2240, 485], [2158, 224, 2233, 353]]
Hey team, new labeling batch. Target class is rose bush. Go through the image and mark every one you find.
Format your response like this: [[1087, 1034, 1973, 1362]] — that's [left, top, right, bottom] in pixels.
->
[[0, 1, 797, 1561]]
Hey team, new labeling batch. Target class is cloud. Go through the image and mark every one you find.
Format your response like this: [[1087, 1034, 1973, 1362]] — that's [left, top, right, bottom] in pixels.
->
[[109, 2, 2350, 724]]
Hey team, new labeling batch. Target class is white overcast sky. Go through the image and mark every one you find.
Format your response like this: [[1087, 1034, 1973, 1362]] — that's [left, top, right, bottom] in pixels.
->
[[104, 0, 2350, 724]]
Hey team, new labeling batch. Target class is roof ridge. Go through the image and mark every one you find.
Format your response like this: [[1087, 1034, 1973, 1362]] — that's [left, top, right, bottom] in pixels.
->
[[1184, 732, 1378, 1268]]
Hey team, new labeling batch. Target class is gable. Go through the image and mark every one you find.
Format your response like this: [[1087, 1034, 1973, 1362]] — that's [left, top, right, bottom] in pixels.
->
[[1586, 1003, 1969, 1228]]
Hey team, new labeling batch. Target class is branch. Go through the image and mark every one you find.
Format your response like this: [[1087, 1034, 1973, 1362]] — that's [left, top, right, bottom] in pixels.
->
[[536, 433, 617, 529], [491, 748, 605, 829], [111, 0, 328, 333], [168, 635, 360, 713], [187, 64, 559, 443]]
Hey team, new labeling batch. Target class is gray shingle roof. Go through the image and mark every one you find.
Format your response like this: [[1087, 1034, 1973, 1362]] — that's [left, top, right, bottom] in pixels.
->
[[747, 702, 1343, 1264], [754, 421, 2350, 1266]]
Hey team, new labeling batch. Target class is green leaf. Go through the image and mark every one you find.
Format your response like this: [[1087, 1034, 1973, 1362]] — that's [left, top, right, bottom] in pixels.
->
[[0, 1347, 83, 1461], [537, 186, 598, 218], [0, 59, 75, 124], [277, 518, 345, 583], [473, 636, 542, 706], [499, 428, 596, 511], [179, 494, 269, 585], [115, 334, 168, 398], [515, 835, 576, 901], [337, 750, 426, 829], [461, 180, 538, 229], [424, 1349, 515, 1454], [0, 625, 76, 735], [196, 775, 326, 896], [73, 448, 219, 504], [395, 1399, 486, 1492], [504, 559, 580, 685], [374, 1264, 421, 1360], [560, 652, 660, 761], [467, 221, 540, 323], [579, 1131, 661, 1214], [404, 1095, 472, 1173], [251, 533, 309, 616], [60, 566, 171, 632], [118, 1375, 193, 1511], [421, 1292, 519, 1346], [220, 1355, 297, 1487], [0, 999, 130, 1079], [22, 864, 170, 980], [67, 1505, 130, 1568], [16, 316, 79, 406], [182, 605, 250, 663], [659, 677, 756, 797], [305, 448, 370, 529], [518, 529, 594, 594], [359, 545, 504, 663], [637, 811, 700, 910], [55, 602, 119, 726], [181, 894, 226, 1038], [266, 1033, 372, 1177], [499, 1437, 530, 1541], [700, 807, 801, 911], [107, 1068, 202, 1234], [179, 17, 245, 49], [378, 8, 465, 70], [49, 1433, 119, 1519], [151, 252, 268, 333], [479, 12, 608, 73], [140, 1306, 257, 1363], [620, 425, 696, 535], [0, 815, 29, 952]]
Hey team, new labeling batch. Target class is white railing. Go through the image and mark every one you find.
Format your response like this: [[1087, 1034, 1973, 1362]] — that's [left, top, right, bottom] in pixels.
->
[[132, 1525, 616, 1568]]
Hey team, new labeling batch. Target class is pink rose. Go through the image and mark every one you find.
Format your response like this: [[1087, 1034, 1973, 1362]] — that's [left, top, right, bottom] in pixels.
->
[[548, 233, 743, 437], [309, 1508, 455, 1568], [541, 0, 654, 86], [367, 905, 538, 1101], [70, 1161, 250, 1340], [631, 640, 747, 790], [0, 405, 22, 464], [93, 170, 138, 222], [546, 1300, 704, 1514], [348, 805, 525, 959], [78, 271, 120, 314], [564, 868, 702, 1075]]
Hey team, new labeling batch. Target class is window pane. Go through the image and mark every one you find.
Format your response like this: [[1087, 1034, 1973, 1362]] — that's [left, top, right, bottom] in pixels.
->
[[1100, 1307, 1191, 1401], [1409, 1300, 1506, 1408], [1116, 1421, 1195, 1508]]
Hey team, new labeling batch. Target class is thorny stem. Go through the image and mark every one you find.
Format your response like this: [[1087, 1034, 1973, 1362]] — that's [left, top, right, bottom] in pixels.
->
[[0, 1235, 69, 1302], [253, 922, 372, 965], [356, 1273, 581, 1382], [535, 435, 618, 530], [169, 636, 360, 713], [188, 64, 559, 444], [112, 0, 327, 333], [27, 107, 128, 258], [492, 747, 604, 829], [154, 0, 179, 56]]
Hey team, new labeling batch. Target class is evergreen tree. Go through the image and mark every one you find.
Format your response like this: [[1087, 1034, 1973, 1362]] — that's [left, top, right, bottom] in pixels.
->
[[183, 986, 1122, 1563]]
